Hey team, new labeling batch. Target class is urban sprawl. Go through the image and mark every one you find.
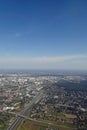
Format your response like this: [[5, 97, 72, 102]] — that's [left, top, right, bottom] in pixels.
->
[[0, 72, 87, 130]]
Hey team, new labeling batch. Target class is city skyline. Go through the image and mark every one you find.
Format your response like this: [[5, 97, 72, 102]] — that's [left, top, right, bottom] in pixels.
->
[[0, 0, 87, 70]]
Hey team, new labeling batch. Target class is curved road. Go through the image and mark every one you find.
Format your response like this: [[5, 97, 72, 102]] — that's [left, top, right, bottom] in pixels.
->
[[7, 90, 44, 130]]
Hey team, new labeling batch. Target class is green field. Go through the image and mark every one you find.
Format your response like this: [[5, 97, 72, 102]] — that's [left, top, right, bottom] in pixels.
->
[[15, 119, 76, 130]]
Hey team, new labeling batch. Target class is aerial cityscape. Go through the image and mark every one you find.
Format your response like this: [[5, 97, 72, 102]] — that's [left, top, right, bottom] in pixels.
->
[[0, 71, 87, 130], [0, 0, 87, 130]]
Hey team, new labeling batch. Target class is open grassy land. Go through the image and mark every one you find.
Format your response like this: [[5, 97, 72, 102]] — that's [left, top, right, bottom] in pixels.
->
[[0, 113, 14, 130], [16, 119, 76, 130], [64, 113, 76, 119], [16, 120, 46, 130]]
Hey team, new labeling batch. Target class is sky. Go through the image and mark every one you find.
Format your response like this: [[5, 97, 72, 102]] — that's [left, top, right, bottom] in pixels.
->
[[0, 0, 87, 70]]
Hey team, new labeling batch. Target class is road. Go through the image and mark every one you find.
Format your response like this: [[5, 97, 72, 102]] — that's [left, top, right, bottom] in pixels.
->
[[7, 89, 77, 130], [7, 89, 44, 130], [8, 112, 77, 130]]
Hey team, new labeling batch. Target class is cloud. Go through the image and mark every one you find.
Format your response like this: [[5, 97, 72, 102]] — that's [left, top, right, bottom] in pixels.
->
[[0, 54, 87, 70]]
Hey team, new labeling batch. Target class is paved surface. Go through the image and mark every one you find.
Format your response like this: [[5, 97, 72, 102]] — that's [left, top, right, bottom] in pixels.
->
[[7, 89, 77, 130], [7, 90, 44, 130], [9, 112, 77, 130]]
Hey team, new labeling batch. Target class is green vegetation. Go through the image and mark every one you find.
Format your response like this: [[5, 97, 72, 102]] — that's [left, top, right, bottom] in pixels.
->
[[55, 80, 87, 91], [16, 119, 75, 130], [0, 113, 14, 130]]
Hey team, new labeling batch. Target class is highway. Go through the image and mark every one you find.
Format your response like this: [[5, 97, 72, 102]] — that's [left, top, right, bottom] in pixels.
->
[[7, 89, 44, 130], [8, 112, 77, 130], [7, 89, 77, 130]]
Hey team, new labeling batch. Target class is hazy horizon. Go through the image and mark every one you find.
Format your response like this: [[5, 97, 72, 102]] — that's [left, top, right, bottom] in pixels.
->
[[0, 0, 87, 70]]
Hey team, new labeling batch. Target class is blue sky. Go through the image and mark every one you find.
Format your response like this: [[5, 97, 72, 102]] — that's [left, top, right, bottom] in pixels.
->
[[0, 0, 87, 70]]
